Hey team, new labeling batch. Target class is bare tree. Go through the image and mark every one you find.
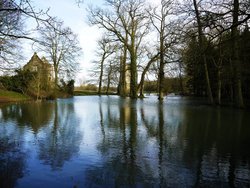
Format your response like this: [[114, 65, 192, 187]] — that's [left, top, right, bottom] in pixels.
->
[[0, 0, 53, 72], [192, 0, 214, 104], [34, 19, 82, 86], [231, 0, 244, 108], [118, 34, 128, 97], [137, 51, 160, 97], [148, 0, 176, 100], [95, 35, 115, 94], [105, 58, 120, 94], [88, 0, 150, 98]]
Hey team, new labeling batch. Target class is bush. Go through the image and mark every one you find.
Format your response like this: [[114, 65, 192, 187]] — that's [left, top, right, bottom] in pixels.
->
[[59, 79, 75, 96], [0, 69, 35, 94]]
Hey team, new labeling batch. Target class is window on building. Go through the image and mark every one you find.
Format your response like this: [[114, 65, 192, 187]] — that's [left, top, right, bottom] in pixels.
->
[[32, 66, 38, 72]]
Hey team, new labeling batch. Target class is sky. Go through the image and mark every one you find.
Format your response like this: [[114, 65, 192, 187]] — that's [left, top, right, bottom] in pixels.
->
[[27, 0, 104, 84]]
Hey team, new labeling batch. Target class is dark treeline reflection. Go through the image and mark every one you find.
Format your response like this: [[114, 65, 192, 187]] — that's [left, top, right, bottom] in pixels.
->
[[0, 102, 54, 188], [38, 100, 82, 170], [0, 102, 54, 132], [84, 96, 250, 187], [0, 100, 82, 187]]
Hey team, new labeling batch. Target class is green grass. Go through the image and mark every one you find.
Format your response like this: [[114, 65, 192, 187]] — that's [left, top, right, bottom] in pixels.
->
[[74, 90, 98, 96], [0, 90, 31, 102], [74, 90, 117, 96]]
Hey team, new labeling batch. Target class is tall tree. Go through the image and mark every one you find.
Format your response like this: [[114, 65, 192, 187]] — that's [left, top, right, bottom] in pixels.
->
[[192, 0, 214, 104], [95, 35, 115, 94], [118, 33, 128, 97], [231, 0, 244, 108], [35, 19, 82, 87], [88, 0, 150, 98], [148, 0, 176, 100]]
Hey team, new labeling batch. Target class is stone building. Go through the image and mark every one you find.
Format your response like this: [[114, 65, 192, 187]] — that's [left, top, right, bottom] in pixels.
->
[[23, 52, 54, 98], [23, 52, 54, 84]]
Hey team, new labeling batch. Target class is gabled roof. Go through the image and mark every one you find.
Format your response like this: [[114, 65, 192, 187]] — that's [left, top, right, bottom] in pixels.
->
[[24, 52, 52, 68]]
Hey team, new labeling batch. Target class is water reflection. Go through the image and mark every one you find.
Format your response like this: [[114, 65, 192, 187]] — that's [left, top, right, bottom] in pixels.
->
[[0, 102, 54, 133], [182, 107, 250, 187], [38, 100, 82, 170], [84, 97, 149, 187], [0, 96, 249, 187], [0, 126, 26, 188], [0, 100, 82, 187], [84, 96, 250, 187]]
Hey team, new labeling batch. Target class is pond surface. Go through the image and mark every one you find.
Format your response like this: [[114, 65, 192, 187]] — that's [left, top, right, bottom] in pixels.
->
[[0, 96, 250, 188]]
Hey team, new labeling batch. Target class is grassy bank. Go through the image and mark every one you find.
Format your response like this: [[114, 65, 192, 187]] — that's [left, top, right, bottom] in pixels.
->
[[74, 90, 98, 96], [0, 90, 31, 103], [74, 90, 117, 96]]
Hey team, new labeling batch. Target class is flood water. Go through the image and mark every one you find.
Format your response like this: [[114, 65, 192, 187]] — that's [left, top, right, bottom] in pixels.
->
[[0, 96, 250, 188]]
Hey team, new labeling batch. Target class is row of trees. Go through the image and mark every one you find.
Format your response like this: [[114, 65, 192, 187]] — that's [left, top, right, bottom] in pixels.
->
[[183, 29, 250, 105], [87, 0, 250, 107], [0, 0, 82, 90]]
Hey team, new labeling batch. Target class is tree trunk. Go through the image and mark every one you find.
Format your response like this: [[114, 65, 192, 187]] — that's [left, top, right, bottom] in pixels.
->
[[193, 0, 214, 105], [231, 0, 244, 108], [119, 44, 127, 97], [138, 53, 159, 97], [229, 58, 234, 102], [129, 38, 138, 99], [179, 74, 184, 95], [118, 55, 126, 97], [106, 80, 110, 94], [98, 53, 105, 95], [137, 71, 146, 97], [177, 60, 184, 95], [217, 68, 222, 105], [54, 65, 58, 88], [130, 52, 137, 98], [158, 34, 165, 101], [106, 68, 112, 94]]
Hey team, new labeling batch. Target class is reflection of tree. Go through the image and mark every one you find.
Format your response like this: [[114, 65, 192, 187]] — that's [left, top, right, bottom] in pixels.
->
[[0, 126, 26, 188], [158, 102, 164, 186], [127, 99, 137, 184], [140, 107, 158, 137], [91, 97, 250, 187], [85, 97, 163, 187], [183, 107, 250, 187], [0, 102, 54, 133], [140, 102, 167, 187], [38, 100, 82, 170]]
